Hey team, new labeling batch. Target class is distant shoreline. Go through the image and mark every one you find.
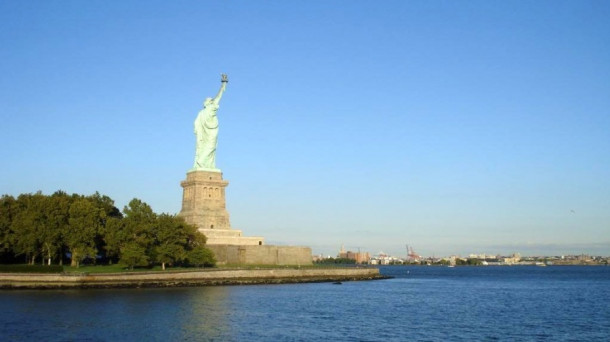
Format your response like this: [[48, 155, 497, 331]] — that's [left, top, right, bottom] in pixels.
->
[[0, 268, 388, 289], [379, 263, 609, 267]]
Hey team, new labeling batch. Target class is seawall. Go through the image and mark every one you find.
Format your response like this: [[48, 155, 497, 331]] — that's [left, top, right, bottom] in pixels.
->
[[207, 245, 313, 266], [0, 268, 387, 289]]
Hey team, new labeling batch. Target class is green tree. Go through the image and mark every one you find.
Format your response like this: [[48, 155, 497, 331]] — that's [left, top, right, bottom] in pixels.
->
[[152, 214, 188, 270], [187, 246, 216, 267], [181, 218, 214, 267], [1, 191, 217, 270], [120, 242, 149, 270], [314, 257, 356, 265], [66, 198, 104, 267], [103, 216, 125, 264], [466, 258, 482, 266], [151, 214, 214, 269], [88, 192, 122, 219], [119, 199, 156, 268], [10, 193, 46, 264], [41, 191, 71, 265], [0, 195, 17, 259], [87, 192, 122, 258]]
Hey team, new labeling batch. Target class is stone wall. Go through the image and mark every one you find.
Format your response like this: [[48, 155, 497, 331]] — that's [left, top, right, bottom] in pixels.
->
[[208, 245, 313, 266], [0, 268, 385, 288]]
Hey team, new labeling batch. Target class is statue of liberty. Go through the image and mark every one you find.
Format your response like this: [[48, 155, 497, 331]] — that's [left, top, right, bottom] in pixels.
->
[[193, 74, 228, 171]]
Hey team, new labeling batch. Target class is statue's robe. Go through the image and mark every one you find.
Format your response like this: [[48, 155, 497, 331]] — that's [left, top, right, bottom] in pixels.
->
[[193, 103, 219, 170]]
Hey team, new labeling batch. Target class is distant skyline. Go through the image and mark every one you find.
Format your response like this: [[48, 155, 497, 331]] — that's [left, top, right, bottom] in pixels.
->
[[1, 1, 609, 257]]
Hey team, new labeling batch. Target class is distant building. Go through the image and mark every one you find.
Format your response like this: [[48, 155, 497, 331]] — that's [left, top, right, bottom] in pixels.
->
[[502, 253, 521, 265], [469, 253, 495, 260], [312, 254, 325, 263], [338, 245, 370, 264]]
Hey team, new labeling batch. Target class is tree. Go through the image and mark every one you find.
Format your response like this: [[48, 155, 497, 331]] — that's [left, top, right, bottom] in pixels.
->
[[152, 214, 214, 270], [41, 191, 71, 265], [466, 258, 482, 266], [103, 216, 125, 264], [88, 192, 122, 219], [314, 257, 356, 265], [181, 218, 214, 267], [120, 242, 149, 270], [87, 192, 122, 259], [10, 193, 46, 264], [152, 214, 188, 270], [1, 191, 217, 269], [0, 195, 16, 260], [66, 198, 104, 267], [187, 246, 216, 267], [119, 199, 156, 268]]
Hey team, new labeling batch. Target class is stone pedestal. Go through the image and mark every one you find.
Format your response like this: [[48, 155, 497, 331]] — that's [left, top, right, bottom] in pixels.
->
[[179, 170, 264, 246], [179, 170, 231, 230]]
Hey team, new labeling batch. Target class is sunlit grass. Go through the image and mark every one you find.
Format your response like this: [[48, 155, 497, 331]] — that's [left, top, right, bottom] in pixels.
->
[[61, 264, 212, 274], [60, 263, 348, 273]]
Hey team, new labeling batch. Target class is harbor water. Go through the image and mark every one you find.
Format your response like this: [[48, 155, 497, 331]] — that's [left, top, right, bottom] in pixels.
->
[[1, 266, 609, 341]]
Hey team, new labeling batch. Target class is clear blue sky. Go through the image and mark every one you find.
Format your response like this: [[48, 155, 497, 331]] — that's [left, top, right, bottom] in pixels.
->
[[1, 1, 609, 257]]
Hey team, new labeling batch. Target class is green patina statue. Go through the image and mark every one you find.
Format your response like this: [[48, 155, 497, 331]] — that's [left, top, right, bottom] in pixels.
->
[[193, 74, 228, 171]]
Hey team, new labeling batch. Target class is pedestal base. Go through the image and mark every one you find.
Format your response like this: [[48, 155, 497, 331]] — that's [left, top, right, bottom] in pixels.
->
[[179, 170, 265, 246], [199, 228, 264, 246]]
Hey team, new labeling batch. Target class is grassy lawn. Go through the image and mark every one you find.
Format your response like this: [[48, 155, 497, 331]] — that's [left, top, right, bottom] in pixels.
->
[[62, 264, 329, 273], [211, 264, 353, 270], [1, 263, 361, 274], [61, 264, 213, 274], [62, 264, 133, 273]]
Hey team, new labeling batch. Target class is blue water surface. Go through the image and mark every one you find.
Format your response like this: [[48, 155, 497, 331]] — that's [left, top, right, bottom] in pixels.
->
[[1, 266, 609, 341]]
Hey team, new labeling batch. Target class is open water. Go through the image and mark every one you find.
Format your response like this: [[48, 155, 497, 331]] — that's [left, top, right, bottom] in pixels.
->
[[1, 266, 609, 341]]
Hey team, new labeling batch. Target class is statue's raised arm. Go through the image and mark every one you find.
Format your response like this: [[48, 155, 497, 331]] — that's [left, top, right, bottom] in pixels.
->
[[213, 74, 228, 105]]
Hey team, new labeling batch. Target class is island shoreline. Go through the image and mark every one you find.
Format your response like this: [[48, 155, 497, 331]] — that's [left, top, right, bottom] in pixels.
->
[[0, 268, 390, 289]]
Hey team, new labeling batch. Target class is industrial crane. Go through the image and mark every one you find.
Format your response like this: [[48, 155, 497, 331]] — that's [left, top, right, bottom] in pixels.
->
[[406, 244, 420, 260]]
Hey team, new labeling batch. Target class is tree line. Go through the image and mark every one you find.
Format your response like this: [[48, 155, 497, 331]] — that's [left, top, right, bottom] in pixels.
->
[[0, 191, 215, 269], [314, 257, 357, 265]]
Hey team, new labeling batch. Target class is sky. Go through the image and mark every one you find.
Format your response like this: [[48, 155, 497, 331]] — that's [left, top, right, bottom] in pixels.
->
[[1, 1, 609, 258]]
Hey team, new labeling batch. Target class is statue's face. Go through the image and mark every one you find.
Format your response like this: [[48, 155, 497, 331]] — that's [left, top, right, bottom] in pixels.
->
[[204, 98, 213, 107]]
